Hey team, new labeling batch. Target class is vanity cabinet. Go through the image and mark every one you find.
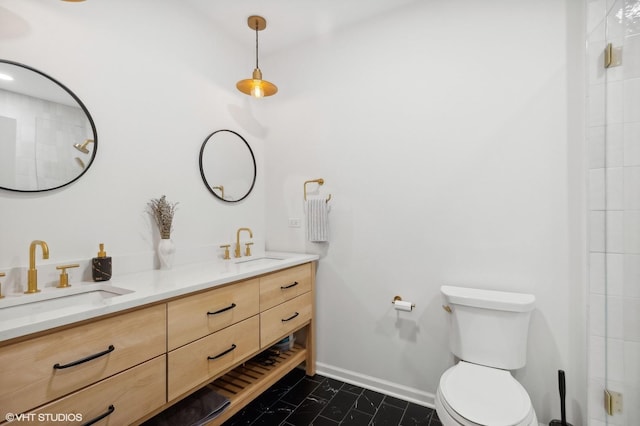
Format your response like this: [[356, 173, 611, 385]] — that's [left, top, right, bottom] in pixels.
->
[[161, 262, 316, 425], [0, 260, 316, 426], [0, 304, 166, 421]]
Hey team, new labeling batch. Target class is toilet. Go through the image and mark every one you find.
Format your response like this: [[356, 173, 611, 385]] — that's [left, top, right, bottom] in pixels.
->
[[435, 285, 538, 426]]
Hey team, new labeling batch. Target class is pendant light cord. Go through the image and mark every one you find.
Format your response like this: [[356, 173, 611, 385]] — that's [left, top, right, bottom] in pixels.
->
[[255, 22, 260, 69]]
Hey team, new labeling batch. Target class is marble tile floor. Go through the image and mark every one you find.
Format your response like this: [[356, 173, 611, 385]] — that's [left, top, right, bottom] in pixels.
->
[[222, 368, 443, 426]]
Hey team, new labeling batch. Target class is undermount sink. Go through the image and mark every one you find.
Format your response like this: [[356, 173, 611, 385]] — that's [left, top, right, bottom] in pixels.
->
[[234, 256, 285, 266], [0, 284, 133, 321]]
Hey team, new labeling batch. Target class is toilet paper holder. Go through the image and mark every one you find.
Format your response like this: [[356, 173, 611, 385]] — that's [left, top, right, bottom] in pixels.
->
[[392, 295, 415, 311]]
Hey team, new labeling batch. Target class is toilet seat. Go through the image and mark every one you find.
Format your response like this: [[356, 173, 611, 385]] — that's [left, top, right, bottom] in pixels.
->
[[437, 361, 534, 426]]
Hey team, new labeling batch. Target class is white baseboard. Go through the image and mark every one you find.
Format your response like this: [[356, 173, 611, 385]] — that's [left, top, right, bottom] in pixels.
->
[[315, 362, 436, 409]]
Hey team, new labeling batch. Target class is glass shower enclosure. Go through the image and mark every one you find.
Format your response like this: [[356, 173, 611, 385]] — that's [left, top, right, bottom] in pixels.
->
[[587, 0, 640, 424]]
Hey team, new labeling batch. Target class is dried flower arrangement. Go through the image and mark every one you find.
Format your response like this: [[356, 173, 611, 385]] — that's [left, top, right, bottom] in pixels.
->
[[147, 195, 178, 239]]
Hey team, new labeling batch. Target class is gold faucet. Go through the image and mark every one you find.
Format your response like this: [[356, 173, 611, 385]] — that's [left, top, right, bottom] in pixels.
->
[[26, 240, 49, 294], [235, 227, 253, 258]]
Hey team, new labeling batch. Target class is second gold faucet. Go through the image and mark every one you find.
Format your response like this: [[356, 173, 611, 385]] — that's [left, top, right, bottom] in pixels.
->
[[235, 228, 253, 258], [27, 240, 49, 294]]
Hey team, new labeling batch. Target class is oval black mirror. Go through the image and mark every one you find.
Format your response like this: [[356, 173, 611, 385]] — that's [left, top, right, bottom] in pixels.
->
[[199, 130, 256, 202], [0, 60, 98, 192]]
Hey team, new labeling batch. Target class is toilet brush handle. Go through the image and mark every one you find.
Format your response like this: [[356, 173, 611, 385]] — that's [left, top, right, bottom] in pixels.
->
[[558, 370, 566, 425]]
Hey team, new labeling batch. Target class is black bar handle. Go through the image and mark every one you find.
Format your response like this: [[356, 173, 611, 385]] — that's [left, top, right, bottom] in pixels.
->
[[207, 303, 237, 315], [280, 281, 299, 290], [53, 345, 115, 370], [281, 312, 299, 322], [558, 370, 567, 424], [208, 344, 237, 360], [82, 405, 115, 426]]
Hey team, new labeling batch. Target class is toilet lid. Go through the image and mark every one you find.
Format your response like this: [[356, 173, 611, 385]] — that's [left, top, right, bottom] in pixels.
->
[[439, 362, 532, 426]]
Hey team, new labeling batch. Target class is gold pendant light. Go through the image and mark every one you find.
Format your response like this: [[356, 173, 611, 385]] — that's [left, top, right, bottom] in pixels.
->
[[236, 16, 277, 98]]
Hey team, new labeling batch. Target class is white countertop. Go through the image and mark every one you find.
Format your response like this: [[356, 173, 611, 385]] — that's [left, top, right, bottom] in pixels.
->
[[0, 252, 318, 343]]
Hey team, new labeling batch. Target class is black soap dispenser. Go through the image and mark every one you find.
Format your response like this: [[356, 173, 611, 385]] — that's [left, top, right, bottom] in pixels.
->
[[92, 243, 112, 282]]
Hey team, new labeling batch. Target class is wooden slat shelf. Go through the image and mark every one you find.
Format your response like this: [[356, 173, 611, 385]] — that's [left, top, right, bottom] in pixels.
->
[[204, 344, 308, 425]]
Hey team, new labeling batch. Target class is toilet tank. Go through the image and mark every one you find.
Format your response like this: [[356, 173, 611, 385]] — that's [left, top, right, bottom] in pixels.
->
[[441, 285, 535, 370]]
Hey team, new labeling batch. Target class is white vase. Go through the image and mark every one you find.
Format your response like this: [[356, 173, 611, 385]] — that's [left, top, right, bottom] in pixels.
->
[[158, 238, 175, 270]]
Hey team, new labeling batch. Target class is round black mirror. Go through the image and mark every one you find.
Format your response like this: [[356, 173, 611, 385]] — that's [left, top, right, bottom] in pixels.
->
[[0, 60, 97, 192], [199, 130, 256, 202]]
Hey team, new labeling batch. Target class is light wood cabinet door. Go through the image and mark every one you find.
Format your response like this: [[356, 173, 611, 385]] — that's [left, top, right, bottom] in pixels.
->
[[29, 355, 166, 426], [168, 315, 260, 401], [0, 304, 166, 418], [260, 292, 312, 348], [259, 263, 311, 311], [168, 278, 259, 350]]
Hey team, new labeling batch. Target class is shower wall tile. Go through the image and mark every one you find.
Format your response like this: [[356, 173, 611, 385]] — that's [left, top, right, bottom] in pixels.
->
[[624, 167, 640, 209], [623, 297, 640, 341], [606, 80, 624, 123], [588, 377, 607, 423], [591, 252, 606, 294], [590, 211, 606, 252], [623, 254, 640, 297], [606, 210, 624, 252], [606, 123, 624, 166], [625, 340, 640, 385], [625, 0, 640, 35], [624, 77, 640, 122], [623, 210, 640, 253], [626, 387, 640, 426], [589, 84, 606, 126], [624, 123, 640, 166], [588, 294, 625, 343], [607, 295, 625, 340], [589, 335, 606, 379], [589, 169, 606, 210], [607, 253, 624, 296], [590, 293, 606, 337], [588, 39, 607, 85], [607, 167, 624, 209], [587, 0, 607, 34], [589, 126, 606, 168], [607, 337, 626, 382], [625, 35, 640, 78]]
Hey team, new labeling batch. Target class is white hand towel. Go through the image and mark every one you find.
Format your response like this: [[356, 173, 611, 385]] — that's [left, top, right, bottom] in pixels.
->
[[305, 198, 329, 242]]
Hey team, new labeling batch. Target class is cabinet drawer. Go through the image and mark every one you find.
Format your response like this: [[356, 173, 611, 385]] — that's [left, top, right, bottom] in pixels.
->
[[168, 278, 259, 350], [260, 263, 312, 310], [168, 315, 259, 400], [0, 304, 166, 418], [260, 292, 312, 348], [30, 355, 166, 426]]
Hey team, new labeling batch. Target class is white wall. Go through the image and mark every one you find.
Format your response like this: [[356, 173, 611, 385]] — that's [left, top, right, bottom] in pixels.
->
[[261, 0, 587, 423], [0, 0, 266, 277], [0, 0, 590, 424]]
